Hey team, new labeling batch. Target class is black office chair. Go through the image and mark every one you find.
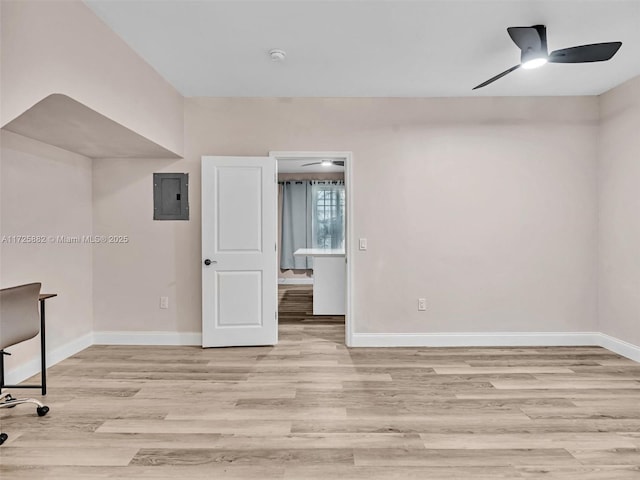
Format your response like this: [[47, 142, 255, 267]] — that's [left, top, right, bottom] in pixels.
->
[[0, 283, 50, 445]]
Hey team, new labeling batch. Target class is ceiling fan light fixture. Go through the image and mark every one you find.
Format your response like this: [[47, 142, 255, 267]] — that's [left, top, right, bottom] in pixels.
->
[[320, 159, 333, 167], [521, 48, 548, 69], [521, 56, 548, 69]]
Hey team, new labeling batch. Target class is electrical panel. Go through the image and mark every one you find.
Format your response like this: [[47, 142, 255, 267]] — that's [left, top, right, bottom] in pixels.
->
[[153, 173, 189, 220]]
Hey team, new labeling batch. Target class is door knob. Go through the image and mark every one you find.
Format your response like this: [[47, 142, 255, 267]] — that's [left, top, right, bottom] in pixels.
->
[[204, 259, 216, 266]]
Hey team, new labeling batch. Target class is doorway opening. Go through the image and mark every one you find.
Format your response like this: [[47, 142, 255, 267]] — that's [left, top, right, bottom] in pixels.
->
[[271, 151, 353, 346]]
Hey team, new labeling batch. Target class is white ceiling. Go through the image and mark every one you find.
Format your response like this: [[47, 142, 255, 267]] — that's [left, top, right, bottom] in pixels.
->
[[85, 0, 640, 97]]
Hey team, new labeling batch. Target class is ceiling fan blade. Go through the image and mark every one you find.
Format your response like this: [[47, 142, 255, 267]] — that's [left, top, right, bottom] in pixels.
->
[[507, 26, 542, 51], [473, 65, 521, 90], [301, 162, 321, 167], [334, 161, 345, 166], [549, 42, 622, 63]]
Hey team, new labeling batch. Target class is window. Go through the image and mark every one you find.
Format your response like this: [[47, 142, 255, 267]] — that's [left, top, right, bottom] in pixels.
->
[[311, 182, 345, 249]]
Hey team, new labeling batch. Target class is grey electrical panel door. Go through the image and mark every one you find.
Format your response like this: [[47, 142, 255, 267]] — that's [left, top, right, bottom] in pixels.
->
[[153, 173, 189, 220]]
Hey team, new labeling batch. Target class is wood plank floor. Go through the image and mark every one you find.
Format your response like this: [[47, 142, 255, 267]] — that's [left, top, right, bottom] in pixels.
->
[[278, 284, 345, 324], [2, 290, 640, 478]]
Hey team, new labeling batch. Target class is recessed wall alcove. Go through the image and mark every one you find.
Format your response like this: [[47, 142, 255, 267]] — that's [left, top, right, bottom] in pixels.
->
[[2, 94, 181, 159]]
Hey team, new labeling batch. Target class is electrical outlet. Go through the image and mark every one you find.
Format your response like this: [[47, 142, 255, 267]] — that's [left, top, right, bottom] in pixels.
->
[[160, 296, 169, 309], [418, 298, 427, 311], [359, 238, 367, 251]]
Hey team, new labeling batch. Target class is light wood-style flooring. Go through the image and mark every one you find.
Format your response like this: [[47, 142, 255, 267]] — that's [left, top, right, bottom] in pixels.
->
[[2, 287, 640, 478], [278, 284, 345, 324]]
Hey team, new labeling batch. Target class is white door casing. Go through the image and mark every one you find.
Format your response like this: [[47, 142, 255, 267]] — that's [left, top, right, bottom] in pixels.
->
[[201, 156, 277, 347], [270, 151, 353, 346]]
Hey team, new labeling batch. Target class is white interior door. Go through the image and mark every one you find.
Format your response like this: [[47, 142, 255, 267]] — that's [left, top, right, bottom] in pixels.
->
[[201, 156, 277, 347]]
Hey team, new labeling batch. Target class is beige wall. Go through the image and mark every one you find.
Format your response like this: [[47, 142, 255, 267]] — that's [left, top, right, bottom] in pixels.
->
[[598, 76, 640, 346], [0, 0, 184, 156], [0, 0, 184, 378], [92, 157, 194, 333], [0, 131, 93, 378], [5, 0, 632, 373], [93, 96, 599, 335]]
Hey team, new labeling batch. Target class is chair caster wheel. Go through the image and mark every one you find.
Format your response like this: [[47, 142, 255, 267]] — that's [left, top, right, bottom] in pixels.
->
[[4, 394, 17, 408], [0, 433, 7, 445], [37, 406, 49, 417]]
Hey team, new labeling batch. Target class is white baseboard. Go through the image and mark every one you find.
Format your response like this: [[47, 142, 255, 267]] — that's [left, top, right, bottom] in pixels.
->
[[278, 278, 313, 285], [93, 331, 202, 346], [351, 332, 602, 348], [597, 333, 640, 363], [350, 331, 640, 363], [5, 330, 639, 387], [4, 332, 93, 385]]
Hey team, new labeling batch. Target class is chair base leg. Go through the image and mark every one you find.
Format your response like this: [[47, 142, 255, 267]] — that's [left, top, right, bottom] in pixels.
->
[[0, 392, 47, 409], [0, 393, 50, 446], [0, 393, 49, 416]]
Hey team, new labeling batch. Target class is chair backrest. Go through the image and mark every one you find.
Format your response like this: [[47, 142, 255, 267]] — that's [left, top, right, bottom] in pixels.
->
[[0, 283, 42, 350]]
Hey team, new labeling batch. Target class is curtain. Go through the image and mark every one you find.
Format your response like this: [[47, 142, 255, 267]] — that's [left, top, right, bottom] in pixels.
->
[[280, 181, 312, 269], [280, 180, 345, 270], [311, 181, 345, 249]]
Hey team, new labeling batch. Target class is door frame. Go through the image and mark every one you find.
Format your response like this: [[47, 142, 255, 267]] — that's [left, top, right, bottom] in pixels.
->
[[270, 151, 354, 346]]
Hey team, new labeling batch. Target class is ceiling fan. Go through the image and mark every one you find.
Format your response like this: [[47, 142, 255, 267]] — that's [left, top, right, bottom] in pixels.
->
[[473, 25, 622, 90], [302, 159, 344, 167]]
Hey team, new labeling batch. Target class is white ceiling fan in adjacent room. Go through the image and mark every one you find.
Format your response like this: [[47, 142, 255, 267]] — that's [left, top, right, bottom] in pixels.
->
[[302, 159, 345, 168]]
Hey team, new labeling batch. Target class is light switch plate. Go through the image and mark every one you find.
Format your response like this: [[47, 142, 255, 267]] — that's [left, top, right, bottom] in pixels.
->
[[160, 296, 169, 309], [359, 238, 367, 251]]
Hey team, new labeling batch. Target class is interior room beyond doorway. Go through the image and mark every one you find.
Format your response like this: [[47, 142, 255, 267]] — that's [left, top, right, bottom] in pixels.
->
[[276, 156, 347, 340]]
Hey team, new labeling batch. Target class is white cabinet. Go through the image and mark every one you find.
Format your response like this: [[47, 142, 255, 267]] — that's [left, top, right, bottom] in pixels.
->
[[293, 248, 345, 315]]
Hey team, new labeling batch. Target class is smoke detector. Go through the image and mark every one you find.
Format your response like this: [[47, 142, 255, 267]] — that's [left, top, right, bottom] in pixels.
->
[[269, 49, 286, 62]]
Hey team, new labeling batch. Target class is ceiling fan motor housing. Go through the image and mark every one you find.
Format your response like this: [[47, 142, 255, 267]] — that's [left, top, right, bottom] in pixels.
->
[[521, 25, 548, 63], [521, 47, 547, 64]]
